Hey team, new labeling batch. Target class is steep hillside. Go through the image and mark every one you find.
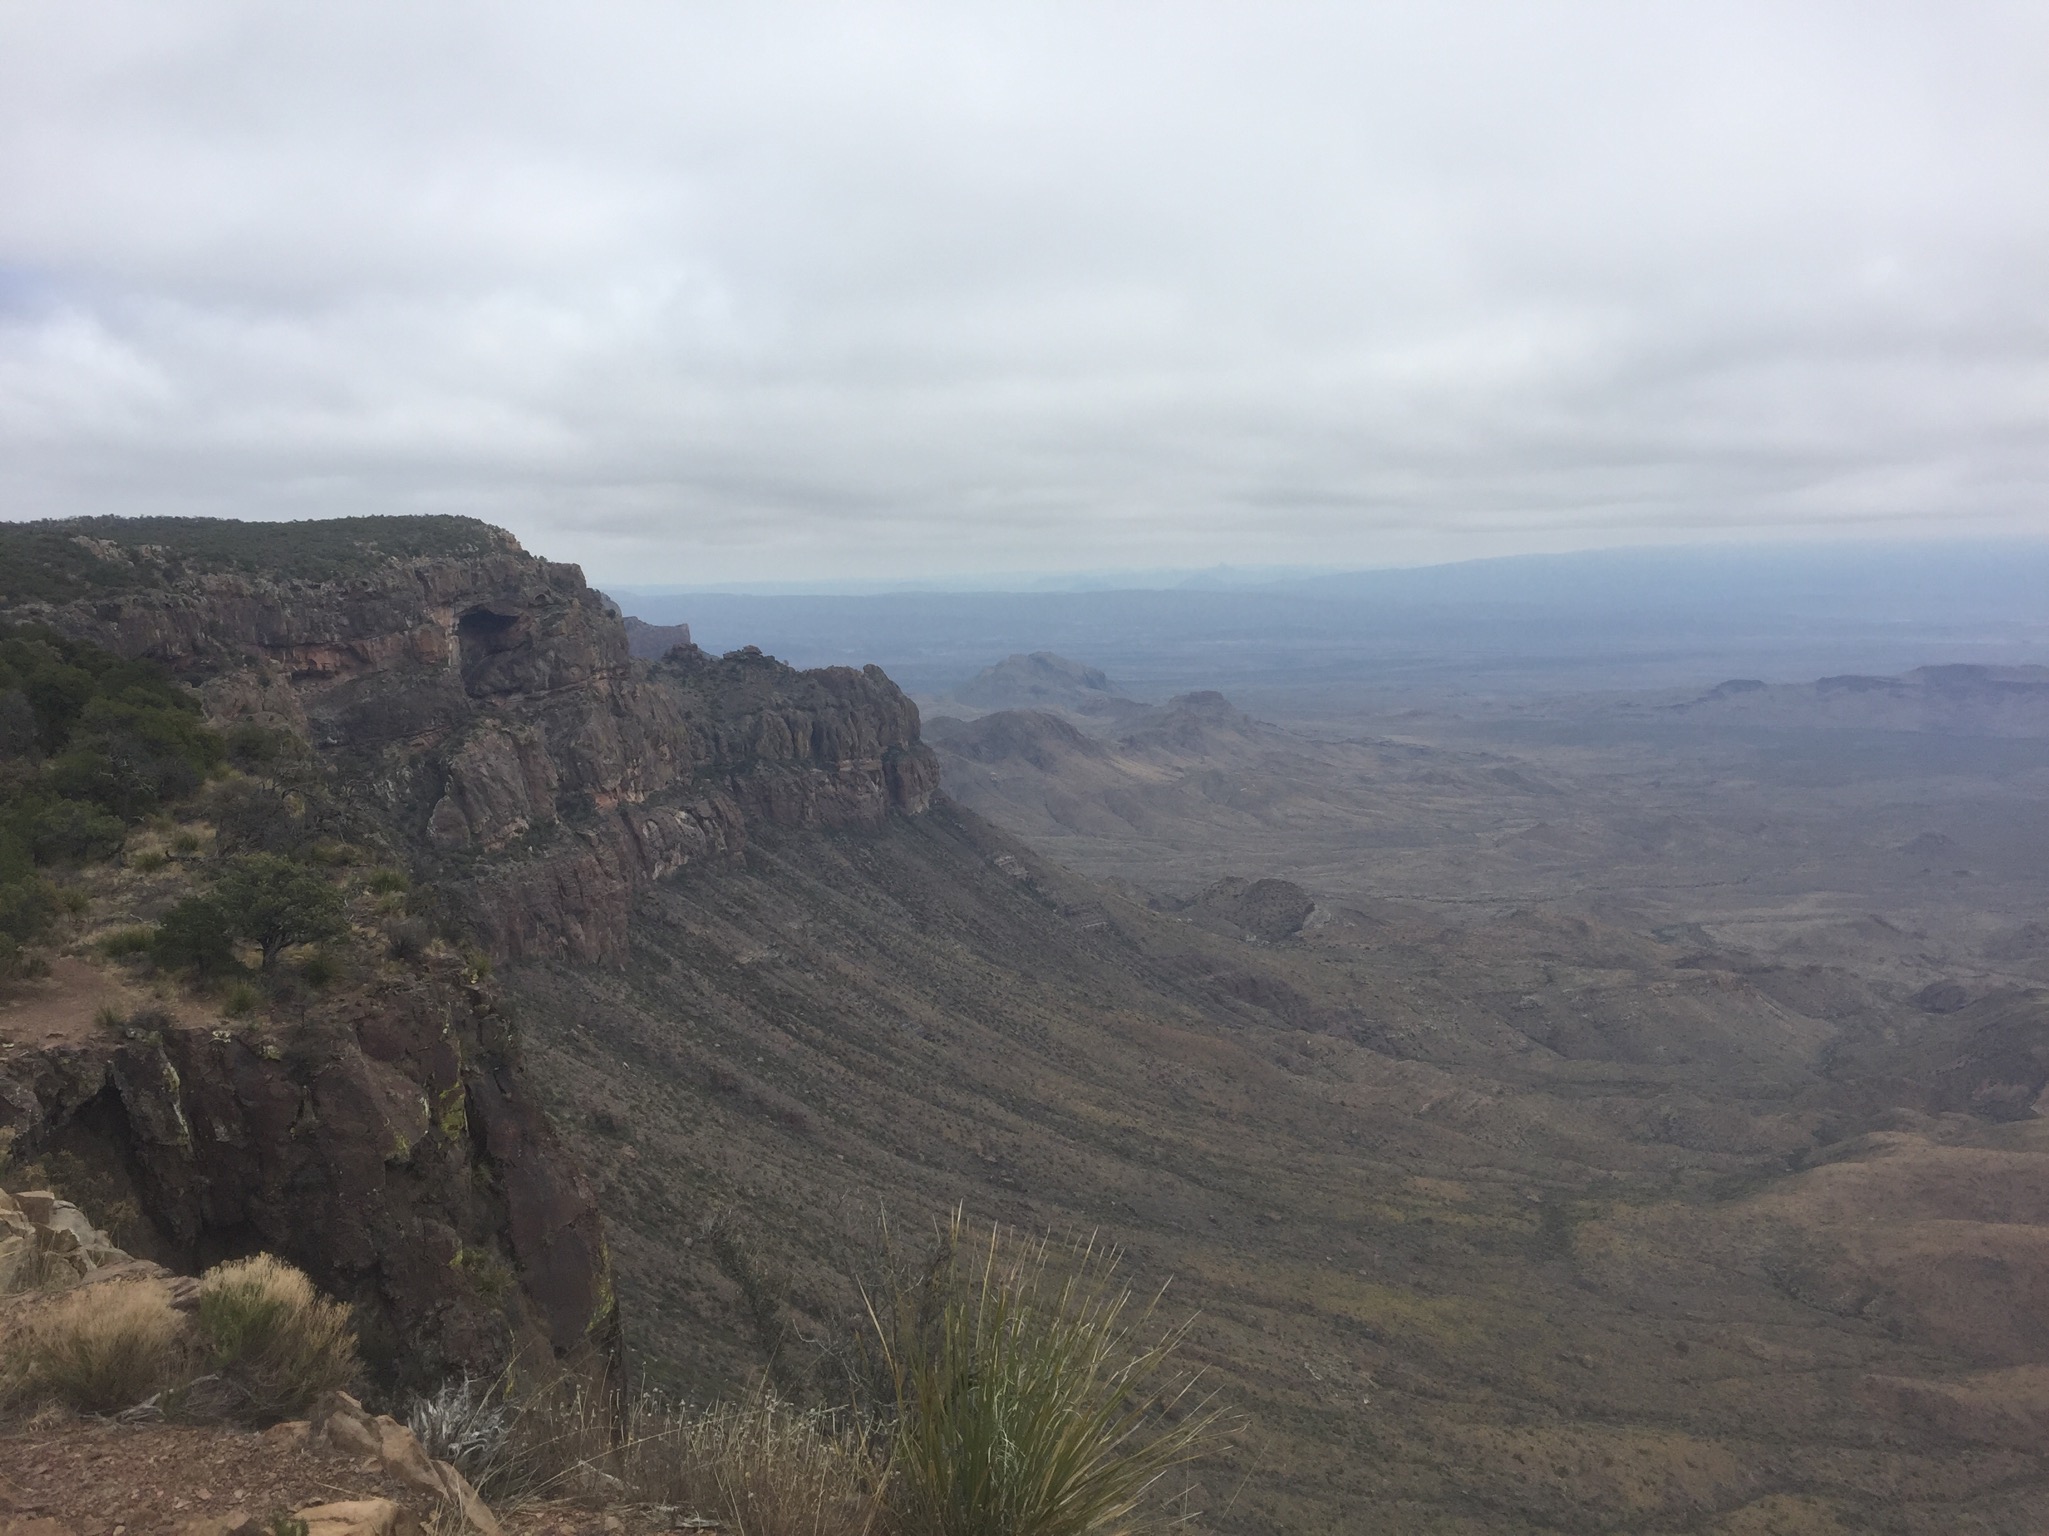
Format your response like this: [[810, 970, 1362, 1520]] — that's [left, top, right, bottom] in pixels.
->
[[504, 802, 2049, 1534]]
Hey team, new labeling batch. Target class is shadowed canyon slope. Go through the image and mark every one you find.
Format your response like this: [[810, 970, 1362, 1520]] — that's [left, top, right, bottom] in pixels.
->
[[4, 521, 2049, 1533]]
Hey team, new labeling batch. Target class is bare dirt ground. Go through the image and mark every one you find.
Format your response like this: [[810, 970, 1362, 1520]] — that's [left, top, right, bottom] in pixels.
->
[[0, 1420, 682, 1534]]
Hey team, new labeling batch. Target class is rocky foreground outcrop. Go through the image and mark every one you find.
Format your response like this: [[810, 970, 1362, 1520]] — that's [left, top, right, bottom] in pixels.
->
[[2, 956, 611, 1383]]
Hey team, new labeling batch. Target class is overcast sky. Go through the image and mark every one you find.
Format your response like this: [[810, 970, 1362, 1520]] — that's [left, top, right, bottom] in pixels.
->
[[1, 2, 2044, 585]]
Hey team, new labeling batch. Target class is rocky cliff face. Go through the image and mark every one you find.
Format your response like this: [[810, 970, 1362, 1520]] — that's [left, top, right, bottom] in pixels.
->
[[10, 524, 938, 964], [0, 516, 939, 1383], [2, 956, 611, 1385]]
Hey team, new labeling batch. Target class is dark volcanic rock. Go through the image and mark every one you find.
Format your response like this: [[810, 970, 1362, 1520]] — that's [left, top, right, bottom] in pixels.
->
[[0, 963, 610, 1384]]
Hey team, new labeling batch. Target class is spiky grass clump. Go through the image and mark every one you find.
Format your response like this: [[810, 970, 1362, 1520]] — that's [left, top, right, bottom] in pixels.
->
[[14, 1281, 188, 1413], [196, 1254, 358, 1417], [408, 1373, 516, 1495], [868, 1216, 1225, 1536]]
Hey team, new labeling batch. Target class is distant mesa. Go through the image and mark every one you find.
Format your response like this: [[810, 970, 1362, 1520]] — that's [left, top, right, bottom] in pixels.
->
[[950, 651, 1132, 713], [623, 615, 694, 660], [1670, 663, 2049, 736], [1119, 690, 1258, 751]]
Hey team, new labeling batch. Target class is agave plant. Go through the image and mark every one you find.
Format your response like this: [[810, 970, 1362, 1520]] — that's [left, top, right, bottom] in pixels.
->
[[408, 1373, 516, 1493]]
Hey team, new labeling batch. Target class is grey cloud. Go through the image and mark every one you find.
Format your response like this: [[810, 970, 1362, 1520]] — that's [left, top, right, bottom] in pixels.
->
[[1, 0, 2045, 582]]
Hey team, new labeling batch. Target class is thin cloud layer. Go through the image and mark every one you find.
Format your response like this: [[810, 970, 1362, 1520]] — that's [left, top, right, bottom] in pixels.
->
[[1, 1, 2044, 582]]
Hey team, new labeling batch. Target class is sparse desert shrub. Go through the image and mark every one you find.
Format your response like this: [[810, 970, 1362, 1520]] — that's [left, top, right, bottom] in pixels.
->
[[170, 829, 202, 855], [196, 1254, 358, 1417], [16, 1282, 189, 1413], [365, 867, 409, 895], [100, 925, 155, 958], [869, 1217, 1225, 1536], [221, 981, 261, 1017], [129, 848, 170, 873], [297, 950, 337, 989], [385, 917, 431, 962]]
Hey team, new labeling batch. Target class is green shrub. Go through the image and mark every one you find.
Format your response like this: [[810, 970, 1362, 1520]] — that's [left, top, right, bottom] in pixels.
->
[[207, 778, 310, 857], [869, 1218, 1225, 1536], [297, 951, 337, 989], [224, 721, 287, 768], [0, 874, 56, 948], [211, 854, 346, 971], [5, 793, 126, 866], [365, 868, 410, 895], [221, 981, 261, 1017], [196, 1254, 359, 1418], [153, 896, 237, 978], [170, 830, 202, 856], [130, 848, 170, 873], [15, 1282, 190, 1413], [0, 629, 223, 959]]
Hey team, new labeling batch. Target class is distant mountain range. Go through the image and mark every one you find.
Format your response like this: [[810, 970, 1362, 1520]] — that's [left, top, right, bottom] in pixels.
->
[[606, 540, 2049, 705]]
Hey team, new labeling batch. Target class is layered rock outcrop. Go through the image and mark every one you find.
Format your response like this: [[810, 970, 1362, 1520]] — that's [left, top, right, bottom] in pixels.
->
[[7, 525, 938, 964]]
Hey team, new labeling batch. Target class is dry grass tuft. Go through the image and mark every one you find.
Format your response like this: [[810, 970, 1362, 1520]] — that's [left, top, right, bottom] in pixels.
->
[[432, 1374, 883, 1536], [196, 1253, 358, 1417], [11, 1281, 189, 1414], [620, 1393, 884, 1536]]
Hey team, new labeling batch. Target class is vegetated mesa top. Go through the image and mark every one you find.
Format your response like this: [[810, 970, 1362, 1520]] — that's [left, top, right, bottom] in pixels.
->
[[0, 515, 522, 606]]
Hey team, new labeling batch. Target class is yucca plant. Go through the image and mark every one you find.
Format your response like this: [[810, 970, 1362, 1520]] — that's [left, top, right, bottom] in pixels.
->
[[866, 1214, 1225, 1536]]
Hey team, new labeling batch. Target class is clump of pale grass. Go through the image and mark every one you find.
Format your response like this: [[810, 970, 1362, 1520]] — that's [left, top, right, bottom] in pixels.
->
[[461, 1373, 882, 1536], [11, 1281, 189, 1414], [196, 1253, 358, 1417], [620, 1393, 884, 1536], [867, 1213, 1226, 1536]]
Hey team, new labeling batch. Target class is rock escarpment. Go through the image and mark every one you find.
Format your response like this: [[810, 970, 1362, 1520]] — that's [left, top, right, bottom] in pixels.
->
[[2, 958, 612, 1385], [6, 518, 938, 963]]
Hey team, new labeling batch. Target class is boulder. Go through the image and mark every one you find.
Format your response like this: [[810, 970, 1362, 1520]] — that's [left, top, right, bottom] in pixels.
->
[[308, 1392, 501, 1536], [0, 1187, 132, 1294]]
